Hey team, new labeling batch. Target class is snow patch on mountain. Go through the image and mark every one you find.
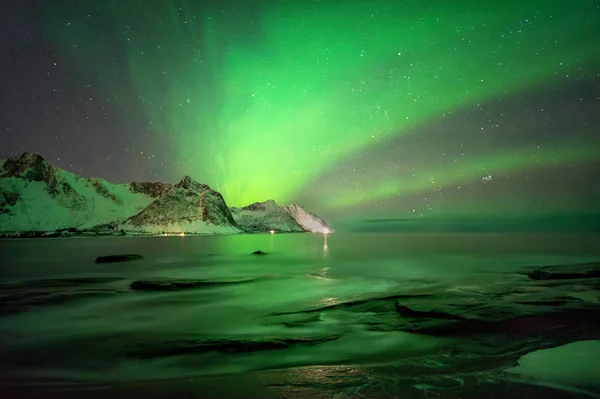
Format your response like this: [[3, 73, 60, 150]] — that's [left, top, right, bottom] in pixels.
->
[[284, 203, 334, 233], [230, 200, 332, 233]]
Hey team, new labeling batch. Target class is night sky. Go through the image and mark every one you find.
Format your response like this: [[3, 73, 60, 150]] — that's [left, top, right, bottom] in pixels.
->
[[1, 0, 599, 229]]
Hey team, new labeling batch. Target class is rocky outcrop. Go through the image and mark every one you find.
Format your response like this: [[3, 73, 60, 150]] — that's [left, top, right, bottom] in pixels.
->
[[129, 181, 173, 198], [92, 179, 123, 205], [130, 278, 256, 291], [121, 176, 242, 234], [1, 153, 55, 184], [95, 254, 143, 263], [0, 152, 66, 197], [528, 262, 600, 280], [0, 190, 19, 215]]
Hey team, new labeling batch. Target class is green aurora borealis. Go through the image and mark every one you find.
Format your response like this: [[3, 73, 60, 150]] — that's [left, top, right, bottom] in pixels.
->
[[24, 0, 600, 226], [328, 142, 599, 208]]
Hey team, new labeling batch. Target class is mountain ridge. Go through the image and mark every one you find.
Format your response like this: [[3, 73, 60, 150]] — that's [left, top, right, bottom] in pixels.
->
[[0, 152, 333, 236], [230, 199, 333, 233]]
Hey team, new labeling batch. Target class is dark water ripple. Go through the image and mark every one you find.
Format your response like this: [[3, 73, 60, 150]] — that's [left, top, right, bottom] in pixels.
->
[[0, 277, 126, 315], [1, 255, 599, 398]]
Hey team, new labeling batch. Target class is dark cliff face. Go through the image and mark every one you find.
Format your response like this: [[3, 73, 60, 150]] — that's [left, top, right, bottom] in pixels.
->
[[243, 202, 266, 211], [174, 175, 209, 192], [92, 180, 123, 204], [1, 153, 56, 185], [0, 191, 19, 215], [129, 181, 173, 198], [212, 190, 238, 226]]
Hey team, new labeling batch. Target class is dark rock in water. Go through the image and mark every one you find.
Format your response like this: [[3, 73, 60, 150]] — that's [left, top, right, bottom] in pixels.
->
[[394, 303, 465, 320], [133, 335, 341, 359], [399, 307, 600, 337], [277, 313, 322, 328], [130, 278, 255, 291], [272, 293, 432, 316], [515, 298, 578, 306], [528, 262, 600, 280], [252, 250, 267, 255], [95, 254, 143, 263], [0, 277, 124, 315]]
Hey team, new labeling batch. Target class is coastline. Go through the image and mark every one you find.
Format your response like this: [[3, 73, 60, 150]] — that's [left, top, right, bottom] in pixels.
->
[[0, 230, 313, 239]]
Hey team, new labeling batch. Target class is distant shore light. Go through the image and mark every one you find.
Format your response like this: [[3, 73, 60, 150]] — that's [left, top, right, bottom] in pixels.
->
[[270, 230, 275, 234], [323, 228, 330, 234]]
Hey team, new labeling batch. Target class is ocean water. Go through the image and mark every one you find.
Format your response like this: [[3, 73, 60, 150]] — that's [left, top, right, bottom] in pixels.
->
[[1, 233, 599, 398]]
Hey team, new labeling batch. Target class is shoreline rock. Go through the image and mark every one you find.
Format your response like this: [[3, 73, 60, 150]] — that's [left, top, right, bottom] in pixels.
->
[[95, 254, 143, 263]]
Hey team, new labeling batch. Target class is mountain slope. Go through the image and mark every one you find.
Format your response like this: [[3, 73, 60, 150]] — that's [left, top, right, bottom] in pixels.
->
[[0, 153, 159, 232], [120, 176, 242, 235], [284, 203, 334, 233], [230, 200, 305, 233], [230, 200, 332, 233]]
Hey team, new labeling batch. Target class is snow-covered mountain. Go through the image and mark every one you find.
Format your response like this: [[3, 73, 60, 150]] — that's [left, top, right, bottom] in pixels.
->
[[284, 203, 334, 233], [118, 176, 242, 235], [0, 152, 332, 236], [0, 153, 158, 232], [230, 200, 305, 233], [230, 200, 332, 233]]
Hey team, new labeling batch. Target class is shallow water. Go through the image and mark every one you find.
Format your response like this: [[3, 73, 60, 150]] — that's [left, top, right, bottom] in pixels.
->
[[1, 233, 599, 398]]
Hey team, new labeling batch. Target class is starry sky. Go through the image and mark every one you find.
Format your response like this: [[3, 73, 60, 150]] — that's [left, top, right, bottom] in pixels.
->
[[1, 0, 599, 230]]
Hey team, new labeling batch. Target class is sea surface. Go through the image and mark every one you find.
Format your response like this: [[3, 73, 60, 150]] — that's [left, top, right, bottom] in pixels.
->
[[1, 233, 599, 398]]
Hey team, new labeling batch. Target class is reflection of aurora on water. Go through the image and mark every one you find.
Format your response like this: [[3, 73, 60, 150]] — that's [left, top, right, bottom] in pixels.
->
[[30, 0, 600, 225], [2, 234, 600, 397]]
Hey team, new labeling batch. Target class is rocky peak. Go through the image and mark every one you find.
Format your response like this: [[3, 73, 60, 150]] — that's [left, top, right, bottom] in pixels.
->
[[129, 181, 173, 198], [123, 175, 239, 231], [1, 152, 54, 183], [175, 175, 209, 191], [242, 199, 278, 211]]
